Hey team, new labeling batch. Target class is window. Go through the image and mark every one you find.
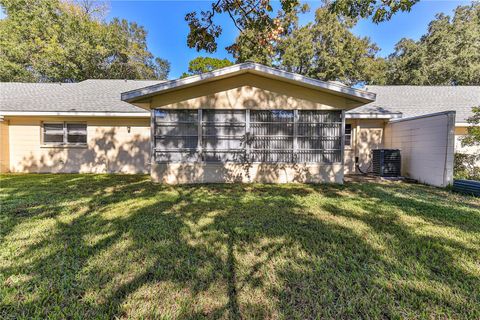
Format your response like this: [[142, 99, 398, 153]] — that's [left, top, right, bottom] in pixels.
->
[[202, 110, 246, 162], [66, 123, 87, 144], [43, 122, 87, 146], [345, 124, 352, 147], [153, 109, 343, 164], [154, 109, 198, 162], [250, 110, 294, 162], [297, 110, 342, 163]]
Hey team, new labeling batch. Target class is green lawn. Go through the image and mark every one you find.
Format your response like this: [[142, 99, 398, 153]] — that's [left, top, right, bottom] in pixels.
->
[[1, 174, 479, 319]]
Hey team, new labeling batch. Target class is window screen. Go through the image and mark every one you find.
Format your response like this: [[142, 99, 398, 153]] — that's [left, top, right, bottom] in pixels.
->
[[154, 109, 198, 162], [296, 111, 342, 163], [43, 123, 64, 144], [250, 110, 294, 162], [202, 110, 246, 162], [43, 122, 87, 145], [66, 123, 87, 144], [153, 109, 343, 164], [345, 124, 352, 147]]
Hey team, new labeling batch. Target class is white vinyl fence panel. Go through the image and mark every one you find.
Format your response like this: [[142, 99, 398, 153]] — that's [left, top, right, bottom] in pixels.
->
[[384, 111, 456, 187]]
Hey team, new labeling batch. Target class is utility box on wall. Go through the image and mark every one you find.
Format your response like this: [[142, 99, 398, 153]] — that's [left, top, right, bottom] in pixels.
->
[[372, 149, 401, 177]]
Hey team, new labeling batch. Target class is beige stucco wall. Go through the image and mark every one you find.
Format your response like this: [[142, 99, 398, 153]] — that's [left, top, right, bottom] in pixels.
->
[[0, 120, 10, 172], [454, 126, 480, 154], [455, 126, 480, 168], [344, 119, 386, 174], [151, 162, 344, 184], [6, 116, 150, 173], [384, 112, 456, 187], [147, 73, 358, 110]]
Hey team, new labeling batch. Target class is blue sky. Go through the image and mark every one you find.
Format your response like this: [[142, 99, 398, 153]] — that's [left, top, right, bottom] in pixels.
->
[[104, 0, 470, 79], [1, 1, 472, 79]]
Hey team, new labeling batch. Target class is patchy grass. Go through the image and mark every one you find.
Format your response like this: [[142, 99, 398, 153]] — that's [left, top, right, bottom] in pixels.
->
[[0, 174, 479, 319]]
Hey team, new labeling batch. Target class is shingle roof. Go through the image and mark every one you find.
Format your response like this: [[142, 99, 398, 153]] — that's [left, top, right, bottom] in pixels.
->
[[0, 79, 161, 113], [1, 80, 479, 123], [349, 86, 480, 123]]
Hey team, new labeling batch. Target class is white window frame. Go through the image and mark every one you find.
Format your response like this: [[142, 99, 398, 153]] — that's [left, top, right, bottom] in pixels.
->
[[344, 123, 352, 148], [41, 121, 87, 147]]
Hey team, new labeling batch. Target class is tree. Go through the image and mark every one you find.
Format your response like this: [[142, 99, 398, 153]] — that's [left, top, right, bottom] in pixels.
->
[[185, 0, 300, 53], [104, 18, 170, 80], [181, 57, 233, 78], [328, 0, 419, 23], [233, 7, 386, 86], [185, 0, 418, 53], [463, 107, 480, 147], [0, 0, 170, 82], [386, 3, 480, 85]]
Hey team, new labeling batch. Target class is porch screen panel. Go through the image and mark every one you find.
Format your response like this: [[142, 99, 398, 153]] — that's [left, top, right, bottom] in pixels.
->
[[297, 110, 342, 163], [154, 109, 198, 162], [250, 110, 294, 162], [202, 110, 246, 162]]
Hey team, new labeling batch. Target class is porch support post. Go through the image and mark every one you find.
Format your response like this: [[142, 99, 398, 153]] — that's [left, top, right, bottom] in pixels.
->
[[245, 109, 250, 161], [150, 109, 155, 171], [293, 109, 298, 162], [198, 109, 203, 162], [341, 110, 346, 170]]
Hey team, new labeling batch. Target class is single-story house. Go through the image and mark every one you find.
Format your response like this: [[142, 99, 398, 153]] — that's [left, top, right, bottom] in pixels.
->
[[0, 63, 478, 186]]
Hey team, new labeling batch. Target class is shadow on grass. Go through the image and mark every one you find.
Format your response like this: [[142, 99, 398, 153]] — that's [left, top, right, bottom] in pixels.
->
[[1, 175, 479, 319]]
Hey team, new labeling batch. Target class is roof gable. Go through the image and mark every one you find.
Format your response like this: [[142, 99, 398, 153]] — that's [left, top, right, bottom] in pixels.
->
[[121, 63, 376, 105]]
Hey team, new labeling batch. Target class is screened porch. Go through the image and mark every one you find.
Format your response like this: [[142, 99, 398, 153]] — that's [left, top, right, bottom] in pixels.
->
[[152, 109, 344, 165]]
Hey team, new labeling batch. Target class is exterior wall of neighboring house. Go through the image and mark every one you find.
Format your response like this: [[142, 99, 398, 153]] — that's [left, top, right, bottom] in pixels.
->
[[454, 126, 480, 154], [0, 119, 10, 172], [344, 119, 386, 174], [455, 126, 480, 168], [384, 111, 456, 187], [5, 116, 150, 173]]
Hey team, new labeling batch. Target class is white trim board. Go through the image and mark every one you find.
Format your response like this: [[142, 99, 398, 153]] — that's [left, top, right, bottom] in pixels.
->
[[0, 111, 150, 117], [346, 112, 402, 119], [388, 110, 456, 124]]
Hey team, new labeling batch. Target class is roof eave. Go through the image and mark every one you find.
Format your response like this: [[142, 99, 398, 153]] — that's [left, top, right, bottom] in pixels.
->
[[346, 112, 403, 119], [0, 111, 150, 117]]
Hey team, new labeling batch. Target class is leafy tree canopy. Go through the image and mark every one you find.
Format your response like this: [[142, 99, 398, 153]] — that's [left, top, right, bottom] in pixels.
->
[[0, 0, 170, 82], [186, 0, 304, 53], [386, 3, 480, 85], [328, 0, 419, 23], [233, 7, 386, 86], [185, 0, 419, 53], [181, 57, 233, 78], [463, 106, 480, 147]]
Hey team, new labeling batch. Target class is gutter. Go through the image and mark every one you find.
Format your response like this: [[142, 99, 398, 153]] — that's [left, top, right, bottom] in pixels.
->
[[346, 112, 403, 119], [0, 111, 150, 117]]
